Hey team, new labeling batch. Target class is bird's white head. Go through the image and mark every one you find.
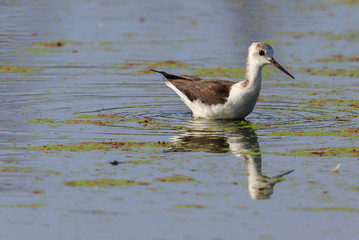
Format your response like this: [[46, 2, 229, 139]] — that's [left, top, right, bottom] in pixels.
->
[[248, 42, 294, 79]]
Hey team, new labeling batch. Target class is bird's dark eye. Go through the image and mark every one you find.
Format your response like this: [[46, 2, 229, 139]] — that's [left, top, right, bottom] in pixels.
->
[[259, 50, 265, 56]]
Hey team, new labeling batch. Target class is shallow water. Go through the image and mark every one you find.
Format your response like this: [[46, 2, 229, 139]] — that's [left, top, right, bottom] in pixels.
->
[[0, 0, 358, 239]]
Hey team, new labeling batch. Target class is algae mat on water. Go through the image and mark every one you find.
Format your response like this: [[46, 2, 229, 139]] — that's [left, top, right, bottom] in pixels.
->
[[0, 66, 43, 72], [27, 141, 165, 152], [65, 179, 150, 187], [27, 114, 181, 130], [265, 146, 358, 158]]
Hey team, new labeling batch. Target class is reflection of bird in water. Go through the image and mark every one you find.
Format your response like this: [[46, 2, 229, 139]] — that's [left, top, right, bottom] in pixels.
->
[[243, 154, 293, 200], [167, 120, 294, 200], [151, 42, 294, 120]]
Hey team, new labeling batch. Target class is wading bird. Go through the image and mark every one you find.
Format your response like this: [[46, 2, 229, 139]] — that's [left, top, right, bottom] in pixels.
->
[[151, 42, 294, 120]]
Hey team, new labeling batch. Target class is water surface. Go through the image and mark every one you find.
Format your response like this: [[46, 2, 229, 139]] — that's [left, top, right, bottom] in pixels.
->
[[0, 0, 358, 239]]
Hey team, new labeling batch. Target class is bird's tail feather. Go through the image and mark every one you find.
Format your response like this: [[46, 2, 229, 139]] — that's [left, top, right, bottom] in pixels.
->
[[150, 69, 185, 80]]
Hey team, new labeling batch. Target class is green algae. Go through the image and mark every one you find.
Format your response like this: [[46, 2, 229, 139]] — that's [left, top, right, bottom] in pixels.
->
[[313, 0, 359, 7], [266, 82, 312, 89], [300, 207, 359, 212], [264, 128, 359, 138], [0, 167, 60, 175], [192, 67, 246, 78], [145, 60, 189, 70], [76, 114, 132, 120], [27, 118, 56, 124], [0, 66, 43, 73], [110, 60, 190, 73], [100, 41, 116, 46], [61, 119, 109, 125], [76, 114, 120, 119], [27, 114, 176, 129], [31, 40, 82, 48], [284, 146, 358, 157], [276, 30, 359, 41], [65, 179, 150, 187], [155, 174, 197, 183], [297, 67, 359, 77], [3, 203, 45, 208], [298, 98, 359, 109], [71, 209, 126, 216], [172, 204, 208, 209], [16, 40, 83, 54], [275, 31, 306, 39], [27, 140, 162, 152], [326, 32, 359, 41], [19, 46, 57, 54], [314, 54, 359, 63], [260, 40, 281, 46], [335, 0, 359, 5], [113, 159, 154, 165]]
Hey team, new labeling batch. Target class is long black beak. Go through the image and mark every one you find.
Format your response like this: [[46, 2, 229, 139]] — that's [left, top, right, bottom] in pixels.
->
[[269, 58, 295, 79]]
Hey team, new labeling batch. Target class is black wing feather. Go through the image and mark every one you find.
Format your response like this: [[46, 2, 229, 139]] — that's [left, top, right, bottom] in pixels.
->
[[151, 69, 235, 105]]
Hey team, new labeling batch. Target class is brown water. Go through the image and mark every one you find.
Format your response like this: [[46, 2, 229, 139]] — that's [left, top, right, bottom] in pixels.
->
[[0, 0, 358, 239]]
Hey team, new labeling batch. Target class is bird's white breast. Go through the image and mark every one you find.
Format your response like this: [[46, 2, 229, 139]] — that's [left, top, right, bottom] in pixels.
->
[[190, 83, 261, 119]]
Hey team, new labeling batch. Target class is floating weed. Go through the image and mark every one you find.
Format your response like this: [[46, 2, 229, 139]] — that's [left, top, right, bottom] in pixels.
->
[[299, 207, 359, 212], [0, 167, 60, 175], [192, 67, 246, 78], [336, 0, 359, 5], [109, 62, 146, 71], [65, 179, 150, 188], [288, 146, 358, 157], [275, 31, 306, 39], [259, 39, 293, 46], [323, 89, 344, 95], [264, 128, 359, 138], [110, 160, 153, 165], [180, 191, 214, 197], [147, 60, 189, 70], [27, 141, 161, 152], [3, 203, 45, 208], [31, 40, 82, 48], [27, 118, 56, 124], [266, 81, 312, 89], [18, 46, 57, 54], [298, 67, 358, 77], [121, 105, 149, 108], [100, 41, 116, 46], [29, 190, 44, 194], [0, 66, 43, 73], [276, 31, 359, 41], [76, 114, 123, 119], [111, 60, 190, 73], [261, 40, 280, 46], [314, 54, 359, 63], [20, 40, 83, 54], [155, 174, 197, 183], [172, 204, 208, 209], [27, 114, 176, 129], [315, 0, 359, 7], [299, 98, 359, 109], [60, 119, 110, 126], [326, 32, 359, 41], [70, 209, 126, 216]]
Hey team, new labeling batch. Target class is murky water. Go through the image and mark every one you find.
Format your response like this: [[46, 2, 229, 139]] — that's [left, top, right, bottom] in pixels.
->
[[0, 0, 358, 239]]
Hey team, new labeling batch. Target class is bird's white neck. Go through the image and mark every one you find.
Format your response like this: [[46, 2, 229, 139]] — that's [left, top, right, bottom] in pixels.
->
[[244, 59, 264, 89]]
